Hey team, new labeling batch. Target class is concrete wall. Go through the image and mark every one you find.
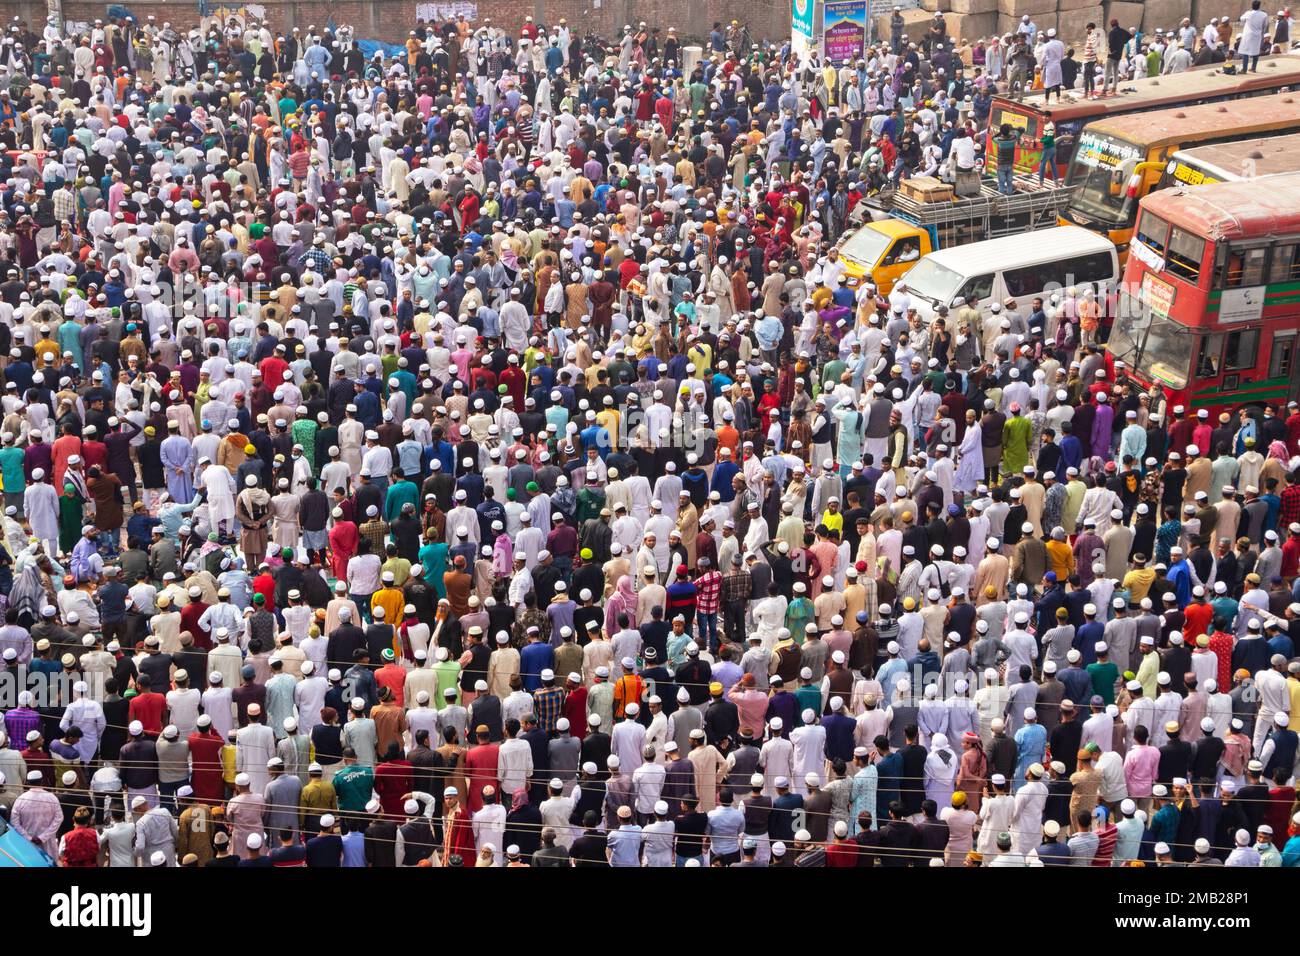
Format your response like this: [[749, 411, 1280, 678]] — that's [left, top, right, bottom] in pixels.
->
[[0, 0, 800, 44]]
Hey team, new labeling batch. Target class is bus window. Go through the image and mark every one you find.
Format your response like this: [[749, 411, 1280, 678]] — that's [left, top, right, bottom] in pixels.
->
[[1223, 328, 1260, 371], [1196, 334, 1223, 378], [1269, 334, 1297, 378], [1166, 228, 1204, 284], [1269, 244, 1298, 284], [1135, 212, 1170, 255], [1220, 247, 1267, 287], [956, 274, 994, 305]]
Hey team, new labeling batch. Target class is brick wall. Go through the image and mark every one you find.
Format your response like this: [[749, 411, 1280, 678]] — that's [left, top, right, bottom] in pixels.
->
[[0, 0, 799, 44]]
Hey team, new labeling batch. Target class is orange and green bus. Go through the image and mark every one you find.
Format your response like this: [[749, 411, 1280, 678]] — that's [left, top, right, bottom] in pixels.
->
[[988, 51, 1300, 175], [1057, 90, 1300, 257]]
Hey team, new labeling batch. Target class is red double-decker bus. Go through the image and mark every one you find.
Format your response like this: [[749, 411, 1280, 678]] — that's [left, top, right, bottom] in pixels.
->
[[1107, 171, 1300, 417]]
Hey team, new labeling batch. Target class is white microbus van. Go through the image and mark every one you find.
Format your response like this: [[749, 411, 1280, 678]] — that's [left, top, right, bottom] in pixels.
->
[[895, 226, 1119, 326]]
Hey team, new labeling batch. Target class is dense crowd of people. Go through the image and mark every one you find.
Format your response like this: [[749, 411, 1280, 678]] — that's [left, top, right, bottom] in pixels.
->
[[0, 7, 1296, 869]]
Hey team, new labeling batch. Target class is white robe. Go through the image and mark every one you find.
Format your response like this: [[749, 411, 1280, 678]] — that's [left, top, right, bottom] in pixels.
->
[[1011, 779, 1049, 854], [198, 463, 236, 528], [955, 422, 983, 493], [338, 419, 365, 473], [790, 724, 827, 795], [235, 722, 277, 796], [24, 482, 59, 548]]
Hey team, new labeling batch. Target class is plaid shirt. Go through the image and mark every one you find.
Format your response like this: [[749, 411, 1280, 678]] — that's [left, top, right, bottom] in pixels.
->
[[358, 518, 390, 555], [298, 247, 332, 274], [52, 188, 76, 226], [532, 685, 566, 732], [722, 568, 752, 606], [695, 570, 723, 614], [1281, 485, 1300, 533]]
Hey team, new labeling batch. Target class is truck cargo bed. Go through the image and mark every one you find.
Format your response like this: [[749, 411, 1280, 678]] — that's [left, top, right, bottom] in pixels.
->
[[854, 175, 1079, 246]]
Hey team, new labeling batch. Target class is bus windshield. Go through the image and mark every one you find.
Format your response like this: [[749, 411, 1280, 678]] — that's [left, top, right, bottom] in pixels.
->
[[1110, 292, 1192, 389], [1068, 131, 1144, 225], [899, 258, 963, 307]]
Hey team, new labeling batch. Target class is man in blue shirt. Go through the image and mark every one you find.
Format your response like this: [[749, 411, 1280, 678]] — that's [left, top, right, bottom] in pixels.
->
[[1035, 819, 1073, 865], [705, 796, 745, 865], [606, 806, 643, 866]]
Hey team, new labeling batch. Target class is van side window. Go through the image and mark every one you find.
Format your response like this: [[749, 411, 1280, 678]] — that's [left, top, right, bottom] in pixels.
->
[[1060, 252, 1114, 289], [956, 274, 994, 305], [1003, 264, 1047, 298]]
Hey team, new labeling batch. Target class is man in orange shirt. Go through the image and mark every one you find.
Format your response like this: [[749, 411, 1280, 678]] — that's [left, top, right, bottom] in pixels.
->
[[611, 658, 644, 720]]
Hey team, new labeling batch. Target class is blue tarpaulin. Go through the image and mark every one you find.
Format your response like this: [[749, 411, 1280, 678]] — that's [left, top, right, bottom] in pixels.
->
[[356, 39, 407, 60], [107, 4, 137, 21]]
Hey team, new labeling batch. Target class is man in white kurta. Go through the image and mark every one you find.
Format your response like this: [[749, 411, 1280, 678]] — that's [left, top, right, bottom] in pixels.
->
[[235, 706, 278, 796], [23, 470, 59, 555], [790, 709, 827, 796], [198, 461, 237, 535]]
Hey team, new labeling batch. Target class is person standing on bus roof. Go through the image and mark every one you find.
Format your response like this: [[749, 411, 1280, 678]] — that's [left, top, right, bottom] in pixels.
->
[[1240, 0, 1271, 73], [1082, 23, 1102, 98], [1041, 31, 1065, 103], [1274, 9, 1291, 49], [1105, 20, 1131, 95], [1163, 40, 1193, 74]]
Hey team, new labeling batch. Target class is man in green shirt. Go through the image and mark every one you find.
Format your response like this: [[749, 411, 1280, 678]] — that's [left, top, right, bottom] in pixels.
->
[[0, 433, 24, 514], [332, 753, 375, 815], [1087, 643, 1120, 705]]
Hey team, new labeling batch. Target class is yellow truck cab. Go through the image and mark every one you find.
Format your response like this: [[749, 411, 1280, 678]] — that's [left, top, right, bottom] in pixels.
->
[[838, 219, 933, 295]]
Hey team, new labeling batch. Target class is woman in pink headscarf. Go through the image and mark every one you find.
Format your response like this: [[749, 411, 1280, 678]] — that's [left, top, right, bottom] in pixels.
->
[[1261, 439, 1292, 489], [604, 574, 638, 637]]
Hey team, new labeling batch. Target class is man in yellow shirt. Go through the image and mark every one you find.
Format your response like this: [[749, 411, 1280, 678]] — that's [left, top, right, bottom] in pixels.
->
[[1046, 528, 1075, 581], [595, 397, 621, 451], [819, 497, 844, 537], [1122, 555, 1157, 605], [371, 572, 406, 626], [299, 763, 338, 834]]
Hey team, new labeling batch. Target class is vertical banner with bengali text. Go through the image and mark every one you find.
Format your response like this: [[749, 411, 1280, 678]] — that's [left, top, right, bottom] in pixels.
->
[[823, 0, 867, 64], [792, 0, 816, 40]]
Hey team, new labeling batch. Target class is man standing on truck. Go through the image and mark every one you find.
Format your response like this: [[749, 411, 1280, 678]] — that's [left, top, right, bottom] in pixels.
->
[[992, 125, 1019, 196], [1038, 114, 1059, 185]]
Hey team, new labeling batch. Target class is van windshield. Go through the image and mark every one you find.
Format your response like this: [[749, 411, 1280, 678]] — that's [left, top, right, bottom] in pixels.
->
[[900, 258, 963, 306], [840, 226, 892, 266]]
